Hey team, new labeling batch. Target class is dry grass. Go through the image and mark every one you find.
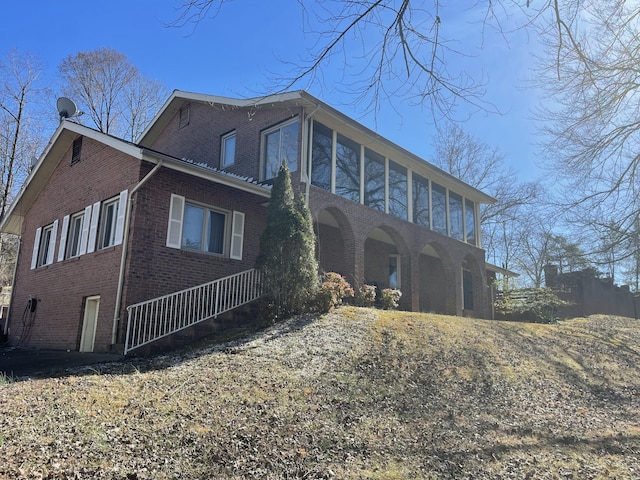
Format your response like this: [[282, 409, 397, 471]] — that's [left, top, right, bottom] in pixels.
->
[[1, 308, 639, 479]]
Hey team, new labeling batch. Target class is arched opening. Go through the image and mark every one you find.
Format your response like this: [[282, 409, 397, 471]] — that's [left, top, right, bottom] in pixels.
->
[[462, 254, 484, 317], [418, 242, 454, 315], [364, 226, 409, 307], [314, 208, 349, 276]]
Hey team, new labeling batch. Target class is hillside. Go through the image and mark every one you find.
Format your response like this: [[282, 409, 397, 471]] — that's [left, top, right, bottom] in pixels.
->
[[1, 308, 639, 479]]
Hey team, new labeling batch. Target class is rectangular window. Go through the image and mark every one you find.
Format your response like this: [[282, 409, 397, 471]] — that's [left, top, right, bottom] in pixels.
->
[[262, 119, 299, 180], [364, 148, 385, 211], [389, 254, 401, 289], [465, 199, 476, 245], [36, 224, 54, 268], [221, 131, 236, 167], [311, 121, 332, 191], [412, 173, 430, 228], [66, 211, 85, 258], [179, 104, 190, 128], [71, 137, 82, 165], [335, 134, 360, 202], [449, 191, 464, 241], [182, 202, 228, 255], [388, 161, 408, 220], [98, 198, 119, 249], [431, 182, 447, 235]]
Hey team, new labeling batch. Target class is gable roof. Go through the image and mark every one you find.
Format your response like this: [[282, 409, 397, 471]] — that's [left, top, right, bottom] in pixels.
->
[[139, 90, 496, 205], [0, 120, 270, 236]]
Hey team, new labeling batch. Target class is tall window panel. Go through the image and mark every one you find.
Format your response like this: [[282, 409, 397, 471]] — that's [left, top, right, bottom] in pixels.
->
[[335, 134, 361, 202], [263, 120, 299, 180], [412, 173, 430, 228], [364, 148, 385, 211], [449, 192, 464, 241], [431, 182, 447, 235], [311, 121, 332, 191], [465, 199, 476, 245], [388, 161, 408, 220]]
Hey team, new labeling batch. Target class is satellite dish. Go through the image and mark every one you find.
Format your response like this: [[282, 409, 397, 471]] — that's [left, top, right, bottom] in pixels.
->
[[57, 97, 77, 120]]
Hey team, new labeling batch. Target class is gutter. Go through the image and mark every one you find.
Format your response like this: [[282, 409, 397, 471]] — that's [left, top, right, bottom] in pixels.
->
[[111, 160, 163, 346], [303, 105, 320, 204]]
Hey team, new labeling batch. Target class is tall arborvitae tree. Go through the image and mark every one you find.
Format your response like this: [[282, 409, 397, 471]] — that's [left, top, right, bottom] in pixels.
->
[[256, 162, 319, 318]]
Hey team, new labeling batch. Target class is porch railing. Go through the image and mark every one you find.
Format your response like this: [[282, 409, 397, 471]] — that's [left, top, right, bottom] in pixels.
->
[[124, 268, 265, 354]]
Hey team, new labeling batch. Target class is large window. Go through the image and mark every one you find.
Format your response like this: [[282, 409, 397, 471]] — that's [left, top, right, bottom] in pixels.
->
[[431, 182, 447, 235], [389, 254, 401, 289], [364, 148, 385, 211], [182, 203, 226, 255], [465, 199, 476, 245], [449, 191, 464, 241], [412, 174, 430, 228], [221, 131, 236, 168], [311, 121, 332, 191], [166, 194, 245, 260], [388, 161, 408, 220], [335, 134, 360, 202], [262, 119, 299, 180]]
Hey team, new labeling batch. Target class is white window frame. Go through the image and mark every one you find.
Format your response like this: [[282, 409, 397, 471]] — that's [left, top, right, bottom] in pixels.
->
[[96, 190, 128, 251], [260, 118, 300, 181], [31, 220, 58, 269], [221, 131, 236, 168], [389, 254, 401, 290], [166, 194, 245, 260], [65, 211, 87, 259]]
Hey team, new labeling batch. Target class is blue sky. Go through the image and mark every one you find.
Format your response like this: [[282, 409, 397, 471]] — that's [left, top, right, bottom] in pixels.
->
[[2, 1, 542, 181]]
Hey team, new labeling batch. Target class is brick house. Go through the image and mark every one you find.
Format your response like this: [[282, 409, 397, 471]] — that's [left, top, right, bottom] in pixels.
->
[[0, 90, 496, 353]]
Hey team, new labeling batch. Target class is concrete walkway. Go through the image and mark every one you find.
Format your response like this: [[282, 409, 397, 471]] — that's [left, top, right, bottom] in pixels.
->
[[0, 347, 124, 378]]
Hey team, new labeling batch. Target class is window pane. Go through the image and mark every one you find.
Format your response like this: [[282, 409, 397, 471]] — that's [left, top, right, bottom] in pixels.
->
[[388, 161, 407, 220], [99, 201, 118, 249], [37, 227, 52, 267], [311, 121, 332, 191], [335, 134, 360, 202], [264, 121, 299, 180], [432, 182, 447, 235], [412, 174, 429, 228], [67, 214, 84, 258], [364, 148, 385, 211], [222, 133, 235, 167], [207, 211, 226, 254], [465, 199, 476, 245], [449, 191, 464, 241], [182, 204, 204, 250], [389, 255, 399, 289]]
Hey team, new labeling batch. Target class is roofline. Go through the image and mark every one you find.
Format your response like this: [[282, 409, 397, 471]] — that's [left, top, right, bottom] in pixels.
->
[[486, 262, 519, 277]]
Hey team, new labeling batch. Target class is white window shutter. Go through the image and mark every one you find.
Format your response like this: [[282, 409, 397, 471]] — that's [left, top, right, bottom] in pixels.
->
[[31, 227, 42, 270], [230, 211, 245, 260], [46, 219, 58, 266], [58, 215, 70, 262], [87, 201, 101, 254], [79, 205, 92, 255], [166, 194, 185, 249], [114, 189, 128, 246]]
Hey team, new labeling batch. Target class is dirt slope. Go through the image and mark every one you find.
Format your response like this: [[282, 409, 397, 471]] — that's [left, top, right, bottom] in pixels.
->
[[1, 307, 639, 479]]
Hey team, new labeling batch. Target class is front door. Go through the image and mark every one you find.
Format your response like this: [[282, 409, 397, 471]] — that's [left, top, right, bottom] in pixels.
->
[[80, 296, 100, 352]]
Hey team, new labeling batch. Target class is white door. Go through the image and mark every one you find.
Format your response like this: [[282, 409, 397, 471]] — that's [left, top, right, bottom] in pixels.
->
[[80, 296, 100, 352]]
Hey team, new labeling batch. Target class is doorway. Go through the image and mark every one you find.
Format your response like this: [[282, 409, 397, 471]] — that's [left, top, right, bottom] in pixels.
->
[[80, 296, 100, 352]]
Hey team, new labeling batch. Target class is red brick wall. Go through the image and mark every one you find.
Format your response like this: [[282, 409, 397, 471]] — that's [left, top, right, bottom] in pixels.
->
[[8, 136, 142, 352], [149, 101, 304, 180]]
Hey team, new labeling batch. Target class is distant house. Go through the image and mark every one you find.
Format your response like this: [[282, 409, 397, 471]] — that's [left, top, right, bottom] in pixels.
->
[[0, 90, 497, 354]]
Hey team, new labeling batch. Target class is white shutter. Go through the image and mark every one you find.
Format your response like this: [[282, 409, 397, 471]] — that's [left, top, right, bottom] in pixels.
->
[[114, 189, 128, 246], [31, 227, 42, 270], [46, 219, 58, 265], [79, 205, 92, 255], [58, 215, 70, 261], [86, 201, 101, 253], [230, 211, 245, 260], [166, 194, 185, 249]]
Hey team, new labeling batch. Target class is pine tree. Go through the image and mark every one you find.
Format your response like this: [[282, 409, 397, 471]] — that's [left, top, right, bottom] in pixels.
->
[[256, 162, 319, 318]]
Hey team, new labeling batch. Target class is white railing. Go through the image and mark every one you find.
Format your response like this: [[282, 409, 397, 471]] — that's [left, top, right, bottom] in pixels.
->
[[124, 269, 265, 354]]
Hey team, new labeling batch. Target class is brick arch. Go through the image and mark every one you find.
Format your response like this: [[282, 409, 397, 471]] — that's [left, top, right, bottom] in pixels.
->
[[416, 240, 456, 315], [313, 206, 355, 281]]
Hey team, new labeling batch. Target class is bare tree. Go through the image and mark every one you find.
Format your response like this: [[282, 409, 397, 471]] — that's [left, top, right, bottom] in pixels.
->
[[59, 48, 169, 141], [430, 122, 538, 270]]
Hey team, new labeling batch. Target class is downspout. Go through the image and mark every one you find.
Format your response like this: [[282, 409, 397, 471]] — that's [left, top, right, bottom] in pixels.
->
[[304, 105, 320, 204], [2, 236, 21, 337], [111, 160, 163, 346]]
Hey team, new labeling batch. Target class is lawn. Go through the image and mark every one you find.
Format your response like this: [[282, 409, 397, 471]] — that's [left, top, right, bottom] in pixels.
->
[[1, 307, 638, 479]]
